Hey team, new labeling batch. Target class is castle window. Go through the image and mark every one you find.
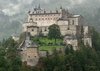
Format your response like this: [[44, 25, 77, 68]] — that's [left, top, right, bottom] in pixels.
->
[[68, 27, 70, 30], [28, 56, 30, 58], [29, 18, 33, 22], [45, 27, 47, 31], [42, 18, 44, 20], [32, 29, 34, 31], [45, 18, 47, 20]]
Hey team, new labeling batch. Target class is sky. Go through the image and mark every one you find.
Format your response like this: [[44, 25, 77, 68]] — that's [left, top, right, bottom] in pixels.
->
[[0, 0, 89, 16], [0, 0, 99, 16], [0, 0, 100, 16]]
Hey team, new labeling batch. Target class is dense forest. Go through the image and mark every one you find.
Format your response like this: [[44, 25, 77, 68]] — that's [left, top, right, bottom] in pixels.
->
[[0, 29, 100, 71]]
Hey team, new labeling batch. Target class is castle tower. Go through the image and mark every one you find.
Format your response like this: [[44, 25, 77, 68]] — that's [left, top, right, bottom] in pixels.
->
[[19, 32, 39, 66]]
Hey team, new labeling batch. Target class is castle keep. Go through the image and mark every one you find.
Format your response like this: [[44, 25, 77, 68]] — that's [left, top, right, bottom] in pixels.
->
[[20, 6, 92, 66]]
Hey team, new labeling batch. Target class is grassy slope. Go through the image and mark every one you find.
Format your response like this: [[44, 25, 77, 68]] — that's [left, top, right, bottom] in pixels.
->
[[31, 37, 64, 51]]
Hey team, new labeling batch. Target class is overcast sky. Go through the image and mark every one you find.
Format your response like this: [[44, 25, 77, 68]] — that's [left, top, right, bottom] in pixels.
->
[[0, 0, 100, 39], [0, 0, 100, 16]]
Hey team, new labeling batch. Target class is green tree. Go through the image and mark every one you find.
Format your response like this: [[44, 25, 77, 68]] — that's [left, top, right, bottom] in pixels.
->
[[0, 38, 22, 71], [92, 28, 100, 51], [48, 24, 61, 44]]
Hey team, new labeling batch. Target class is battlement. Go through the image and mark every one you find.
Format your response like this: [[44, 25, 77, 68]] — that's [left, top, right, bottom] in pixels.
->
[[28, 5, 64, 15]]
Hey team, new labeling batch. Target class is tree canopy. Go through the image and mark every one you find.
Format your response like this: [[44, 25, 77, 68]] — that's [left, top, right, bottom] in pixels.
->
[[48, 24, 61, 44]]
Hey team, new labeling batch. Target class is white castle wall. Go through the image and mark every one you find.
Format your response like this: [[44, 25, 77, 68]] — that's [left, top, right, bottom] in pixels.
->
[[20, 47, 39, 66], [28, 13, 62, 26]]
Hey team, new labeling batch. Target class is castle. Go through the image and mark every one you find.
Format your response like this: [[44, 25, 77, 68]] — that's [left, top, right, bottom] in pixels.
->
[[19, 5, 92, 66], [23, 5, 92, 49]]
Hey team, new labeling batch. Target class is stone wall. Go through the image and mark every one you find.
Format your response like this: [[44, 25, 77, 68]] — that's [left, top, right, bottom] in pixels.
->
[[63, 36, 79, 50], [27, 27, 39, 36], [28, 13, 62, 26], [20, 47, 39, 66]]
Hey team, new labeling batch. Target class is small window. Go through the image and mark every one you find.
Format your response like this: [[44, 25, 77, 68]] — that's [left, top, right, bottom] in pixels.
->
[[45, 18, 47, 20], [45, 27, 47, 31], [68, 27, 70, 30], [28, 56, 30, 58], [42, 18, 44, 20], [32, 29, 34, 31]]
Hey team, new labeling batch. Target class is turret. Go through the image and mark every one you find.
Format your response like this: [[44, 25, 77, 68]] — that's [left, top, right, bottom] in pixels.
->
[[38, 4, 41, 10], [28, 11, 31, 14]]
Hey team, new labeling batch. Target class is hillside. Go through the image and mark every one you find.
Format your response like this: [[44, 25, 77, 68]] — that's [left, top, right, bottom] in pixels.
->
[[0, 29, 100, 71]]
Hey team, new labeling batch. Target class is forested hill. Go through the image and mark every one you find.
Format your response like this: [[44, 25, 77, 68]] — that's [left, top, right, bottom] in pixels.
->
[[0, 28, 100, 71]]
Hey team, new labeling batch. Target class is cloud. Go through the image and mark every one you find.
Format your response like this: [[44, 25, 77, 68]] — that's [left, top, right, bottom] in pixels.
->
[[0, 0, 100, 16], [2, 3, 21, 16], [70, 0, 85, 5], [1, 0, 34, 16], [40, 0, 50, 3]]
